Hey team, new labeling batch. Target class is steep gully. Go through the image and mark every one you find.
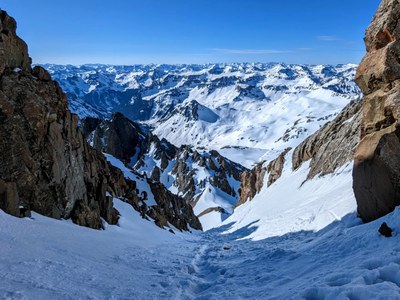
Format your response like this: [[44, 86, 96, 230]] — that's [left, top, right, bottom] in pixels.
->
[[1, 0, 399, 230], [2, 1, 400, 298]]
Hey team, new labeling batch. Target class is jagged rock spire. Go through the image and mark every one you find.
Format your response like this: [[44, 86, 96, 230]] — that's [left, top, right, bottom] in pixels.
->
[[0, 10, 31, 72]]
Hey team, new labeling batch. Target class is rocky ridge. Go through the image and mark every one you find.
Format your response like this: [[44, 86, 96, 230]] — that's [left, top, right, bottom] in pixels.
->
[[81, 114, 247, 219], [237, 97, 362, 206], [292, 99, 363, 179], [0, 10, 201, 232], [236, 162, 267, 207]]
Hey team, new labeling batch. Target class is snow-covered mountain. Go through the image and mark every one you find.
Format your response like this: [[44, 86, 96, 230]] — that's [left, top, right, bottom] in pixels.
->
[[81, 113, 247, 229], [45, 63, 361, 229], [46, 63, 361, 167]]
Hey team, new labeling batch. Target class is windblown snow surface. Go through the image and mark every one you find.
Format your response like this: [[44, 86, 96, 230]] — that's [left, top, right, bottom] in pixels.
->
[[2, 156, 400, 299]]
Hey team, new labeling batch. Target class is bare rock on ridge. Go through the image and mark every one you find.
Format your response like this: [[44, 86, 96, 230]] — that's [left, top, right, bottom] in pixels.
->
[[0, 10, 31, 73], [292, 99, 363, 180]]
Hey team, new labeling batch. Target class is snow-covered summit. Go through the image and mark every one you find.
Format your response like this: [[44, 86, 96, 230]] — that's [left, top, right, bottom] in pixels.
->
[[46, 63, 361, 167]]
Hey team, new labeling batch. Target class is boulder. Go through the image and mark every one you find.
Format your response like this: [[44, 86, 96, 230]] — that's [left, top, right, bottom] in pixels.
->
[[32, 65, 52, 81], [378, 222, 393, 237]]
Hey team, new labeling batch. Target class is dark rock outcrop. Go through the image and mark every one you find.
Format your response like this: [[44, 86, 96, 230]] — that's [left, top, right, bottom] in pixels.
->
[[0, 11, 124, 229], [353, 0, 400, 222], [0, 9, 201, 232], [83, 113, 247, 217], [82, 112, 143, 164], [147, 181, 202, 230], [378, 222, 393, 237], [0, 57, 119, 228], [0, 179, 20, 217]]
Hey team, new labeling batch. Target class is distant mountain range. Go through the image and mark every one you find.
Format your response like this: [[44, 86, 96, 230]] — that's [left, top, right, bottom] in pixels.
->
[[46, 63, 361, 168]]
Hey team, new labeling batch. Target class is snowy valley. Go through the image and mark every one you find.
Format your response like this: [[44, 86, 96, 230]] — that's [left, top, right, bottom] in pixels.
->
[[44, 63, 361, 230], [3, 0, 400, 299]]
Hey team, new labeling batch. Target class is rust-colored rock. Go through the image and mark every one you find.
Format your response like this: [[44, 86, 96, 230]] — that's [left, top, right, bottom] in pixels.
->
[[364, 0, 400, 52], [237, 162, 267, 207], [353, 0, 400, 222], [236, 147, 290, 206], [267, 148, 291, 186]]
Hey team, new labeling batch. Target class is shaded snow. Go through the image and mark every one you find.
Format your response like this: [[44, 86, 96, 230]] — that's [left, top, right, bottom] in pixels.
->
[[2, 193, 400, 299], [224, 151, 357, 240], [1, 150, 399, 299], [0, 148, 398, 299]]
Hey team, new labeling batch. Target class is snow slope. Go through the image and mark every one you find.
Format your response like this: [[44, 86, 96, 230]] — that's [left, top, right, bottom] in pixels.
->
[[2, 188, 400, 299], [1, 136, 398, 299], [224, 150, 357, 240], [0, 200, 198, 299]]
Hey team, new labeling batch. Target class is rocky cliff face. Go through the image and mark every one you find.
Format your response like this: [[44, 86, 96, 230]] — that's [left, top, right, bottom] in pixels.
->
[[353, 0, 400, 222], [236, 162, 267, 207], [82, 114, 247, 219], [293, 99, 363, 179], [0, 10, 117, 229], [0, 11, 31, 73], [83, 112, 144, 164], [0, 10, 201, 232]]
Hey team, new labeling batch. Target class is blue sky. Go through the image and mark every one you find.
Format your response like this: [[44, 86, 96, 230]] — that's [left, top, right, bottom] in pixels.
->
[[2, 0, 381, 65]]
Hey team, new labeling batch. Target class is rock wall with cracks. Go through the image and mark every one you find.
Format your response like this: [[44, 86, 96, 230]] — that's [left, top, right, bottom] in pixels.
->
[[0, 10, 202, 231], [353, 0, 400, 222]]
